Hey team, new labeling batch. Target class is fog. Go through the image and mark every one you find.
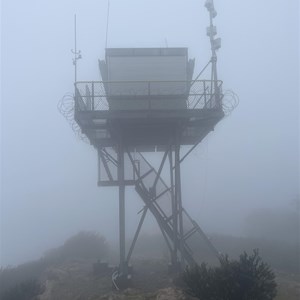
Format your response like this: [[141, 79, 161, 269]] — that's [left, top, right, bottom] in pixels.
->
[[1, 0, 299, 267]]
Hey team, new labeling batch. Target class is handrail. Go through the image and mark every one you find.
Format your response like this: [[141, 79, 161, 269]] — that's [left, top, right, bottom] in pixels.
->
[[74, 80, 223, 111], [75, 79, 223, 84]]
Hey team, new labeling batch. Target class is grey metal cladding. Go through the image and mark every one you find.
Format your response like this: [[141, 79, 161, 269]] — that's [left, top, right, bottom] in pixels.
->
[[105, 47, 188, 57]]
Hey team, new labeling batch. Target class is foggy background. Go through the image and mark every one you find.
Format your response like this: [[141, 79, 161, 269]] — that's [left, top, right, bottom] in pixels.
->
[[1, 0, 299, 266]]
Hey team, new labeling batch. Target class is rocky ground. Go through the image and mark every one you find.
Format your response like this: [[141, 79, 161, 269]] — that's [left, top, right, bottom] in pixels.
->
[[36, 258, 197, 300], [2, 232, 298, 300], [33, 258, 299, 300], [275, 271, 300, 300]]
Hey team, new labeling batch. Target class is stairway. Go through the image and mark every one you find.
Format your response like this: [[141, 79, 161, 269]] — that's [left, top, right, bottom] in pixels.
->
[[126, 151, 220, 266]]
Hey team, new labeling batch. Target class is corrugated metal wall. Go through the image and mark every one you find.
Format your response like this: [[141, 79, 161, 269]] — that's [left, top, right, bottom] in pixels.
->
[[104, 48, 189, 109], [107, 56, 187, 82]]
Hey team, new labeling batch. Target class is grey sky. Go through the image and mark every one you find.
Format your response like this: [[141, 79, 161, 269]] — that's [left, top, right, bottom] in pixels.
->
[[1, 0, 299, 266]]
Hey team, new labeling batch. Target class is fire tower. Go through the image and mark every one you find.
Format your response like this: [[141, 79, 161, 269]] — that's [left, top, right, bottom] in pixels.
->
[[68, 0, 226, 284]]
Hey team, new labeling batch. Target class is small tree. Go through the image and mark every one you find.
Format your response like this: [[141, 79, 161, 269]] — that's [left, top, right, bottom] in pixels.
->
[[182, 250, 277, 300]]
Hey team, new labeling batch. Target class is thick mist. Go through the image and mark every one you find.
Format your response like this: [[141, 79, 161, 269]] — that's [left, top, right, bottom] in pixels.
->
[[1, 0, 299, 267]]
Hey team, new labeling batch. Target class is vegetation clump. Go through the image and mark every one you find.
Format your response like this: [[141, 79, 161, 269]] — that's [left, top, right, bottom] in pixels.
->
[[0, 231, 108, 299], [0, 279, 43, 300], [46, 231, 109, 262], [182, 249, 277, 300]]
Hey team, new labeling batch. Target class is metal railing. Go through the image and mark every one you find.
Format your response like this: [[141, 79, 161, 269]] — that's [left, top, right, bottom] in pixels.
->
[[74, 80, 223, 111]]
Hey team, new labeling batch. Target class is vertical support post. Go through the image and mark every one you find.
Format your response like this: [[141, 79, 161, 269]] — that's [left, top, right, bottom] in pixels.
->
[[148, 81, 151, 110], [97, 148, 101, 183], [118, 141, 126, 275], [92, 81, 95, 110], [74, 15, 77, 83], [203, 81, 207, 107], [175, 132, 184, 269], [74, 84, 78, 111], [169, 149, 178, 266]]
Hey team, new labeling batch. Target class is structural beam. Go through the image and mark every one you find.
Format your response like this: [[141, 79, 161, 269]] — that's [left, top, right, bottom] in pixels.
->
[[126, 207, 148, 264], [175, 132, 184, 269], [118, 142, 126, 275], [169, 149, 178, 266]]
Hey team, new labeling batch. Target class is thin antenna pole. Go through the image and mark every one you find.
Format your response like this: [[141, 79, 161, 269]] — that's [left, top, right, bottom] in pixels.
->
[[105, 0, 110, 49], [165, 38, 168, 48], [72, 14, 81, 84], [74, 14, 77, 83]]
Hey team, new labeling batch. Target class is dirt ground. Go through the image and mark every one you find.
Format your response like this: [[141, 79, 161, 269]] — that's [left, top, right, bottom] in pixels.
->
[[37, 258, 195, 300], [275, 271, 300, 300], [36, 258, 299, 300]]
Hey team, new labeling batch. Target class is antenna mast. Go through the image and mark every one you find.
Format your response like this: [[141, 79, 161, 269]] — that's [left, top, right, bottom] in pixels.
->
[[205, 0, 221, 95], [105, 0, 110, 49], [72, 14, 82, 83]]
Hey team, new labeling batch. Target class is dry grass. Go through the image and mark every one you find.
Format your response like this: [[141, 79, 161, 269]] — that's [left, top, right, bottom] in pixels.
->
[[275, 271, 300, 300]]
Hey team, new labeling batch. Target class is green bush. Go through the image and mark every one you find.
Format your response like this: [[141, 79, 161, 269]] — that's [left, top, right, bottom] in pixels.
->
[[1, 279, 43, 300], [182, 250, 277, 300], [0, 231, 109, 298], [45, 231, 109, 262], [211, 234, 299, 274]]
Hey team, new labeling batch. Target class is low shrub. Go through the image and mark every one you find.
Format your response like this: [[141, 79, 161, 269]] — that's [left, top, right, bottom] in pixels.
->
[[0, 279, 43, 300], [45, 231, 109, 262], [182, 249, 277, 300], [0, 231, 109, 298]]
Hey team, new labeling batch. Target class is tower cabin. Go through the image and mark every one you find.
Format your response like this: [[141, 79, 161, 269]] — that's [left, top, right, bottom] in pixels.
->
[[74, 47, 224, 152]]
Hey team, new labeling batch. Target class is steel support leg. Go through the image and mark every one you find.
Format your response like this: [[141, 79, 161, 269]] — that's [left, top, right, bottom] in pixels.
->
[[126, 207, 148, 264], [169, 149, 178, 267], [175, 135, 184, 269], [118, 143, 126, 275]]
